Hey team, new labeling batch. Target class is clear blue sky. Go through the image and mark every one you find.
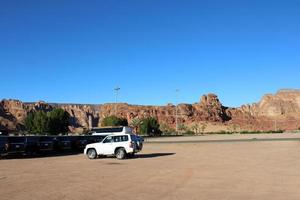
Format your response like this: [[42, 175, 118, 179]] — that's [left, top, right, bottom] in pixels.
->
[[1, 0, 300, 107]]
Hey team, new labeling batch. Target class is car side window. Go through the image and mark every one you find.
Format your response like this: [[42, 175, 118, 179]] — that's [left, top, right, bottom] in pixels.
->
[[103, 136, 113, 143], [113, 136, 120, 143], [112, 135, 128, 143], [121, 136, 128, 142]]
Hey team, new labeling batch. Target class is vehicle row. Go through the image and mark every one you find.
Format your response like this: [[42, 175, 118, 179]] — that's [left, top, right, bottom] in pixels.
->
[[0, 135, 107, 157]]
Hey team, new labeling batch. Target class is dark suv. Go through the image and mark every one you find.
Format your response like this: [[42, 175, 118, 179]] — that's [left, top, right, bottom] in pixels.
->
[[5, 136, 27, 155], [0, 136, 8, 157], [25, 136, 39, 155], [37, 136, 54, 153], [72, 136, 88, 151], [54, 136, 72, 151]]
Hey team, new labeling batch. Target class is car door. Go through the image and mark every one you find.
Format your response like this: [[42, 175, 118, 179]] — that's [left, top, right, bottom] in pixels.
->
[[112, 136, 122, 150], [100, 136, 114, 155]]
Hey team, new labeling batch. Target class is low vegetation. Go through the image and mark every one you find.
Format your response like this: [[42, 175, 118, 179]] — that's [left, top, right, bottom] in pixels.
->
[[182, 130, 196, 135], [24, 108, 70, 135], [101, 116, 128, 127], [139, 117, 161, 136], [239, 130, 284, 134]]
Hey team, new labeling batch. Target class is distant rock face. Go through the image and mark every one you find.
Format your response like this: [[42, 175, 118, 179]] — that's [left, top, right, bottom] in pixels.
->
[[227, 89, 300, 131], [193, 94, 231, 122], [255, 90, 300, 117], [1, 89, 300, 133], [0, 100, 26, 131]]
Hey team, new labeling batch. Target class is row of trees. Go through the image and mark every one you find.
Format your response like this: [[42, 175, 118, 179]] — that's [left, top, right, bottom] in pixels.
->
[[24, 108, 70, 135], [24, 110, 204, 136]]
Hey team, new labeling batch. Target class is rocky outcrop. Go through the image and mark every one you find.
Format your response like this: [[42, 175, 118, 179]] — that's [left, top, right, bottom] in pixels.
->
[[193, 94, 231, 122], [1, 89, 300, 133], [252, 90, 300, 117], [227, 89, 300, 131], [0, 100, 26, 132]]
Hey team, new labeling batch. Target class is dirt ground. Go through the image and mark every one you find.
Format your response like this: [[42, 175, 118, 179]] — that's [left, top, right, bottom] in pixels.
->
[[1, 141, 300, 200]]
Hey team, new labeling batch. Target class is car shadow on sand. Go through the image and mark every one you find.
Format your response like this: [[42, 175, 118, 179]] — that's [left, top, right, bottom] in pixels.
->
[[132, 153, 176, 159], [1, 152, 176, 160]]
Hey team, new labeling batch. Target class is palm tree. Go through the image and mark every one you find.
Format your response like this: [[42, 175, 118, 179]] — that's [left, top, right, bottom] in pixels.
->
[[191, 123, 200, 135], [130, 118, 141, 134]]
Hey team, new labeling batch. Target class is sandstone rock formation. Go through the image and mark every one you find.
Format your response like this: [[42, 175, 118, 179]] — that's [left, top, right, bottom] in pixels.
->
[[227, 90, 300, 131], [1, 89, 300, 134]]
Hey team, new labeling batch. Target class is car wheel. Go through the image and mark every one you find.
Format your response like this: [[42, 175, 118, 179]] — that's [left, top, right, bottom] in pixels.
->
[[115, 148, 126, 160], [87, 149, 97, 159]]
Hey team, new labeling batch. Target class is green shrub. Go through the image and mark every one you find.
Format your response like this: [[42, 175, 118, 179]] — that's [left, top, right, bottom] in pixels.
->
[[47, 108, 70, 135], [139, 117, 161, 136], [206, 131, 234, 134], [24, 108, 70, 135], [101, 116, 128, 127], [216, 130, 234, 134], [25, 111, 49, 134], [183, 130, 195, 135], [240, 130, 284, 134]]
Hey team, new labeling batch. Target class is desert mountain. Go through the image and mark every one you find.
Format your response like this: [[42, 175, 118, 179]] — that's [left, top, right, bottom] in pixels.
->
[[1, 89, 300, 133]]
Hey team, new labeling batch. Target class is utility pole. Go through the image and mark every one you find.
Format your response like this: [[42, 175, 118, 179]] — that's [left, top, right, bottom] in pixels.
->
[[175, 89, 179, 135], [114, 87, 120, 116]]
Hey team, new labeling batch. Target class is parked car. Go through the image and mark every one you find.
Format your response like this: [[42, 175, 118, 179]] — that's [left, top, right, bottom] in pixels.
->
[[84, 134, 144, 160], [25, 136, 39, 155], [0, 136, 8, 157], [72, 136, 88, 151], [131, 135, 144, 151], [87, 135, 107, 144], [37, 136, 54, 153], [5, 136, 27, 155], [90, 126, 133, 136], [54, 136, 72, 151]]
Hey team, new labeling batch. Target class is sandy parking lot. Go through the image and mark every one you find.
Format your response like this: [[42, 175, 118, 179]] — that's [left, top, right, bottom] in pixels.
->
[[1, 140, 300, 200]]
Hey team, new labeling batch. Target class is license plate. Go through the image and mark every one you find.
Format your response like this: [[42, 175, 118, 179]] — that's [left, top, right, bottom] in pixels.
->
[[15, 145, 20, 148]]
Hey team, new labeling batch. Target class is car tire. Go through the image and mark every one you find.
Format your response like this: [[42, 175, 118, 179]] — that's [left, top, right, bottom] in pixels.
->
[[87, 149, 97, 159], [115, 148, 126, 160]]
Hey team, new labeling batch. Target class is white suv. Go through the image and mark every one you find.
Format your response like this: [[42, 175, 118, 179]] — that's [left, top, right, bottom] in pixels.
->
[[84, 134, 143, 160]]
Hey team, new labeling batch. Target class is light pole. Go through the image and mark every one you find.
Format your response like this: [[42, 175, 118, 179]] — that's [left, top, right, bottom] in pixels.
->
[[175, 89, 179, 135], [114, 87, 120, 115]]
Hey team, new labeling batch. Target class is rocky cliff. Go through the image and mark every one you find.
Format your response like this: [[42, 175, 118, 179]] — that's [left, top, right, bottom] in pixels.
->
[[1, 89, 300, 133]]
